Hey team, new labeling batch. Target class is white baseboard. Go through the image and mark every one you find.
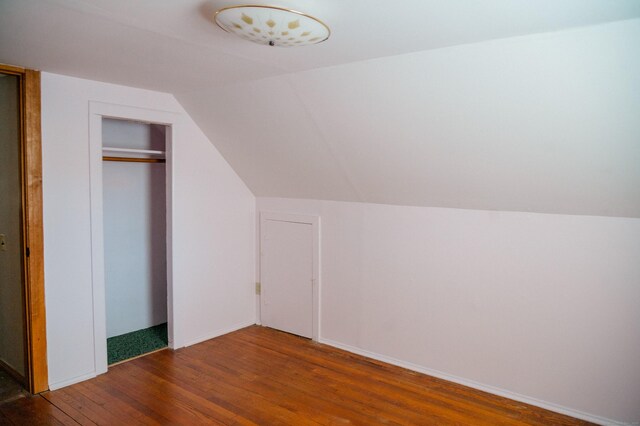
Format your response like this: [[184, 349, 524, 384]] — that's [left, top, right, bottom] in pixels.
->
[[48, 371, 97, 391], [182, 320, 256, 348], [319, 338, 623, 426]]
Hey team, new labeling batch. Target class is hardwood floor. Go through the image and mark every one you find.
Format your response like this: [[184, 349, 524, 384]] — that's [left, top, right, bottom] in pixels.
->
[[0, 326, 593, 425]]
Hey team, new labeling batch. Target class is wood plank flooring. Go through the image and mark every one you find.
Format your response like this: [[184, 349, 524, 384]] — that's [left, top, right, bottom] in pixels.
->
[[0, 326, 593, 425]]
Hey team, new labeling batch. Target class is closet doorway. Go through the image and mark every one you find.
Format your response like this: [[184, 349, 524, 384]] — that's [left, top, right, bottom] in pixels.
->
[[101, 118, 169, 366], [89, 103, 176, 375]]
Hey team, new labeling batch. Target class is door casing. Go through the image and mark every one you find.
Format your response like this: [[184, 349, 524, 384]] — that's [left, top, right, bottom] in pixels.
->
[[88, 102, 177, 375], [0, 63, 48, 394]]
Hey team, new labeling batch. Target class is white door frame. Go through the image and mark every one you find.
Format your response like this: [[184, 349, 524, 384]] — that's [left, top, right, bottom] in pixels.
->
[[259, 212, 321, 341], [88, 101, 178, 375]]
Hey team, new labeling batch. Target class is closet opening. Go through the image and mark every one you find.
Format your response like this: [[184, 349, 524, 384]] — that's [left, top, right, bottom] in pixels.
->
[[101, 118, 169, 366]]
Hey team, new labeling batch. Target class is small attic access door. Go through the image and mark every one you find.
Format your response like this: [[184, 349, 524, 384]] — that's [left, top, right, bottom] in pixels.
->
[[88, 102, 176, 376], [259, 212, 320, 340]]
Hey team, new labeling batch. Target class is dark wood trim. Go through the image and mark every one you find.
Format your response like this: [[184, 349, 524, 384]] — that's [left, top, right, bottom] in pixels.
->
[[102, 156, 166, 163], [23, 69, 48, 394], [0, 63, 25, 74], [0, 64, 48, 394]]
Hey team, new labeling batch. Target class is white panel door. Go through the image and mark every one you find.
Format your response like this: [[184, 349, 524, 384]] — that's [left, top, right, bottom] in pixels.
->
[[261, 219, 313, 338]]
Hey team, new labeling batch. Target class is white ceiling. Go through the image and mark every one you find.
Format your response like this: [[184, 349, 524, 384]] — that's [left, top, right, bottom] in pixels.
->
[[2, 0, 640, 217]]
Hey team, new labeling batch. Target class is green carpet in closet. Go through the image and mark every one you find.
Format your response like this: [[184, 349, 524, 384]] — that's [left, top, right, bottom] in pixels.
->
[[107, 323, 168, 365]]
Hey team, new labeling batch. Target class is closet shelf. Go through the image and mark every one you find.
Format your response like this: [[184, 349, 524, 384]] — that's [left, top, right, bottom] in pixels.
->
[[103, 147, 165, 155]]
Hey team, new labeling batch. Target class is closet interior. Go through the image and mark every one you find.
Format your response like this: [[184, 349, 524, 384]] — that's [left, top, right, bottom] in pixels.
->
[[101, 118, 169, 365]]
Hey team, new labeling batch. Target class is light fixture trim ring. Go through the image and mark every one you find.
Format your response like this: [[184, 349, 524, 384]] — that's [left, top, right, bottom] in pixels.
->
[[213, 4, 331, 46]]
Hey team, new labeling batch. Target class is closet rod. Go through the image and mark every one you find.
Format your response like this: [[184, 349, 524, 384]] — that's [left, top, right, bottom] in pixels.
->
[[103, 156, 166, 163]]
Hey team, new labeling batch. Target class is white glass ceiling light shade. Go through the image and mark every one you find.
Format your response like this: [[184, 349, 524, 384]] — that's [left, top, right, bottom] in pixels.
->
[[214, 5, 330, 47]]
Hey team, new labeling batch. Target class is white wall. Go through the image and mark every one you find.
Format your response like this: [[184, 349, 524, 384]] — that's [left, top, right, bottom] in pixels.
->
[[0, 73, 25, 376], [258, 197, 640, 424], [102, 119, 167, 338], [41, 72, 256, 388]]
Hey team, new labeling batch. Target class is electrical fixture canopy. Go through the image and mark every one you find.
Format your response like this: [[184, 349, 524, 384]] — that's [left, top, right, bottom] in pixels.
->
[[214, 5, 330, 47]]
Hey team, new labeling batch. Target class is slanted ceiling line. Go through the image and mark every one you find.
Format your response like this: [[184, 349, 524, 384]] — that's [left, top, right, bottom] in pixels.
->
[[285, 74, 366, 202]]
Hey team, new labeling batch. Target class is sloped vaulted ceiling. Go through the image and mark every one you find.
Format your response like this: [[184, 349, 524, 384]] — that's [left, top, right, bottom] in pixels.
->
[[2, 0, 640, 217]]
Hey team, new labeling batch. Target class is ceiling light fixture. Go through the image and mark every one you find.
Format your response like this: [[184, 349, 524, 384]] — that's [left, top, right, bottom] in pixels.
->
[[214, 5, 330, 47]]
